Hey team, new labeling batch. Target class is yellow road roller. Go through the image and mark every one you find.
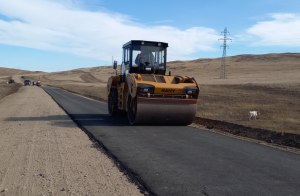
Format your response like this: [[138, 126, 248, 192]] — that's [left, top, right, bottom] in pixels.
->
[[107, 40, 199, 125]]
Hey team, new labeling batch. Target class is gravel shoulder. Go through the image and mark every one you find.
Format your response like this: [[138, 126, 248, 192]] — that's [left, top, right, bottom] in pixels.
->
[[0, 86, 141, 196]]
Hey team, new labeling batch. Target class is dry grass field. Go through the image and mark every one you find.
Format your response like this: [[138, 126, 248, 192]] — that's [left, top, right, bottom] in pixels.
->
[[168, 53, 300, 85], [197, 84, 300, 134], [0, 78, 22, 100], [169, 53, 300, 133], [0, 67, 33, 77], [19, 53, 300, 134], [0, 67, 39, 100], [35, 68, 111, 100]]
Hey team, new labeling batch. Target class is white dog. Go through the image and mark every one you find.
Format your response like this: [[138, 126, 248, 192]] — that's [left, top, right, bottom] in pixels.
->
[[249, 111, 259, 120]]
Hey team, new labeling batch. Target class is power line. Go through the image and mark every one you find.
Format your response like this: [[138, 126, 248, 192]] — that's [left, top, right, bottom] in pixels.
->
[[219, 27, 232, 79]]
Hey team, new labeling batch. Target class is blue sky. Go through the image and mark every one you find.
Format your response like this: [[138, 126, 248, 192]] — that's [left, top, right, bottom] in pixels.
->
[[0, 0, 299, 71]]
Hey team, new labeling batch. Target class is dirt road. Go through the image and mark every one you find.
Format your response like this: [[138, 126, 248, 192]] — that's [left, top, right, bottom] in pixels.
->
[[0, 86, 141, 196]]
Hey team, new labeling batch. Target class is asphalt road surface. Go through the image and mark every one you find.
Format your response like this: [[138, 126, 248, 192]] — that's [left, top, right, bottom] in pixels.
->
[[43, 86, 300, 196]]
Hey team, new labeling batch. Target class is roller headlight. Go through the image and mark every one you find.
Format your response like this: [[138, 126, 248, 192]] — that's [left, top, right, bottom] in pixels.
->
[[137, 84, 155, 95], [184, 86, 199, 98]]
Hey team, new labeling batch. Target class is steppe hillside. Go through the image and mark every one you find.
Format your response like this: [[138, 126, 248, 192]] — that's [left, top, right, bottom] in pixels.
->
[[0, 67, 34, 77], [24, 53, 300, 133], [35, 53, 300, 85], [0, 68, 25, 99], [169, 53, 300, 84]]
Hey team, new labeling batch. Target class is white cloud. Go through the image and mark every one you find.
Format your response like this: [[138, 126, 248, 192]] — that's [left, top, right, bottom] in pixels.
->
[[0, 0, 219, 63], [247, 13, 300, 46]]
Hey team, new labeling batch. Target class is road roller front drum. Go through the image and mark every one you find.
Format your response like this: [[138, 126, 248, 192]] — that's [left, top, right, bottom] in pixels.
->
[[127, 95, 138, 125], [108, 88, 119, 116]]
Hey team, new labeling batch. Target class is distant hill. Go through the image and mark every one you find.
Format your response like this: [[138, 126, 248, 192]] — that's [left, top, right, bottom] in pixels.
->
[[168, 53, 300, 84], [0, 67, 34, 77], [2, 52, 300, 85], [10, 53, 299, 134], [43, 52, 300, 85]]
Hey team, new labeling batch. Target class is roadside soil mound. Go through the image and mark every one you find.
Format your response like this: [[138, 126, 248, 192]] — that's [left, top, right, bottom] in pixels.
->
[[0, 83, 22, 100], [195, 117, 300, 149]]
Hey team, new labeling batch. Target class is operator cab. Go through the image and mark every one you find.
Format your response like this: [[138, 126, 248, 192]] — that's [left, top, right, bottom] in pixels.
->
[[121, 40, 168, 76]]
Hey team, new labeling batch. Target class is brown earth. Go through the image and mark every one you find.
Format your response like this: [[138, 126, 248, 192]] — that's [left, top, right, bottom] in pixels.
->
[[192, 118, 300, 149], [0, 86, 142, 196], [169, 53, 300, 85], [197, 84, 300, 134], [0, 79, 22, 100], [22, 53, 300, 133], [0, 67, 34, 77]]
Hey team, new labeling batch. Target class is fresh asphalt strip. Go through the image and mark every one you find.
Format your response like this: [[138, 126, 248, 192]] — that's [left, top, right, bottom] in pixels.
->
[[43, 86, 300, 196]]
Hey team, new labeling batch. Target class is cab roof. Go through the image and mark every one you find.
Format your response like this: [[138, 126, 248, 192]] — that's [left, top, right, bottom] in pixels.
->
[[123, 40, 168, 49]]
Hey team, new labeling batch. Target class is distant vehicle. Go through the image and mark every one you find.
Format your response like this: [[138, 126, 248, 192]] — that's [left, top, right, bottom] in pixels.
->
[[7, 79, 15, 84], [24, 80, 31, 86], [36, 80, 41, 86], [32, 81, 37, 86]]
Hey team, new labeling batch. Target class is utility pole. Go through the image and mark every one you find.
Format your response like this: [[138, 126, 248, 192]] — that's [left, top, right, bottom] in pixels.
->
[[219, 27, 231, 79]]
